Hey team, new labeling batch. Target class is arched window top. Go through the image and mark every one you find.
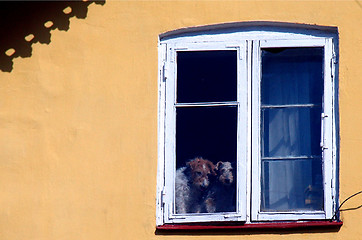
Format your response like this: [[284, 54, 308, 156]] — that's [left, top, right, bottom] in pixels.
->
[[160, 21, 338, 42]]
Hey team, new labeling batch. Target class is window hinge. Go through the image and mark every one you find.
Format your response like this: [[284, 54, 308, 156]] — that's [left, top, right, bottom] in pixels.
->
[[332, 53, 338, 64], [160, 189, 166, 206], [331, 178, 334, 189], [320, 113, 328, 150], [330, 53, 337, 81], [162, 63, 168, 82]]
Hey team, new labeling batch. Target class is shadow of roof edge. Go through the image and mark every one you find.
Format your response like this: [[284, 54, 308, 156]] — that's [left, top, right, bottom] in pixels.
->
[[159, 21, 338, 40]]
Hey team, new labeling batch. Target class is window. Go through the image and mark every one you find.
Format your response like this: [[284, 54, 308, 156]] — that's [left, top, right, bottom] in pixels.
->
[[156, 23, 339, 226]]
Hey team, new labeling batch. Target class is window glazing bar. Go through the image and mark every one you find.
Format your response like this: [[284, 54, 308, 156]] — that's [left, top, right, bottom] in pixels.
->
[[175, 101, 239, 107], [261, 104, 320, 109], [261, 156, 321, 161]]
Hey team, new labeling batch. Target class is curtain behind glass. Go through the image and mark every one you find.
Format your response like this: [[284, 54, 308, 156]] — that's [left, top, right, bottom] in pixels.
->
[[261, 47, 324, 211]]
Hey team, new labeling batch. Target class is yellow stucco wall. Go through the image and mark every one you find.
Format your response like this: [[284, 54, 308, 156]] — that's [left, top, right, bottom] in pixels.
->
[[0, 1, 361, 239]]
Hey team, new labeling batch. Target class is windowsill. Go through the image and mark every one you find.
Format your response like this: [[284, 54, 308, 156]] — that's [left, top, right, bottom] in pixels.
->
[[156, 220, 342, 231]]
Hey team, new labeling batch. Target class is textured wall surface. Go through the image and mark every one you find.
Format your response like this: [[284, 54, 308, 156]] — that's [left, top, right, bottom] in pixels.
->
[[0, 1, 361, 239]]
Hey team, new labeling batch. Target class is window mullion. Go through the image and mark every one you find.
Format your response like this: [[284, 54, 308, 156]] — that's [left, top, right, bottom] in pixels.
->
[[251, 40, 262, 221], [237, 40, 248, 221]]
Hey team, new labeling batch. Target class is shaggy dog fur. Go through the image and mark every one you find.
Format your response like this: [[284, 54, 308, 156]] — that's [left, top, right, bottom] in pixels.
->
[[175, 157, 216, 214], [204, 161, 235, 213]]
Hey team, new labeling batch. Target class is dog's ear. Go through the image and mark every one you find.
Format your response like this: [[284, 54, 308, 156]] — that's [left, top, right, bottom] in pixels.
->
[[208, 161, 217, 176], [216, 161, 223, 170], [187, 159, 196, 171], [184, 161, 192, 177]]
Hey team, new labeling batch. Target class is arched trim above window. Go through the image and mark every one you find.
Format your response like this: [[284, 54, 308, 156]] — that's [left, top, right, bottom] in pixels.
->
[[160, 21, 338, 40]]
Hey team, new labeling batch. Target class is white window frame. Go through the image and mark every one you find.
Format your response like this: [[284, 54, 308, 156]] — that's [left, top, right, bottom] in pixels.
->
[[156, 24, 338, 226], [251, 38, 336, 221], [162, 42, 248, 224]]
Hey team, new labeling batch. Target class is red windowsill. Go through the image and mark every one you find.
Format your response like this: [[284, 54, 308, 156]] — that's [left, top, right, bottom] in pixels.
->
[[157, 220, 342, 231]]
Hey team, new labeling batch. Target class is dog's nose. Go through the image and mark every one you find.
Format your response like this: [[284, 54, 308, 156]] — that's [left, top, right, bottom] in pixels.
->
[[202, 179, 209, 188]]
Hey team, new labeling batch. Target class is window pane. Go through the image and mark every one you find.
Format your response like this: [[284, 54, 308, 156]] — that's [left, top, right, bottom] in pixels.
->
[[175, 106, 237, 213], [177, 51, 237, 103], [261, 159, 323, 211], [260, 47, 324, 213], [262, 107, 322, 158], [261, 47, 323, 105]]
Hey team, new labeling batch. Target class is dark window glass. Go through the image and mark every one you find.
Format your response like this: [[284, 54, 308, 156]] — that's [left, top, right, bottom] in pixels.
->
[[175, 106, 237, 213], [177, 51, 237, 103]]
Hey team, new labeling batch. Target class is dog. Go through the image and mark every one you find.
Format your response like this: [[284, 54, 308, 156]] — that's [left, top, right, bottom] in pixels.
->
[[204, 161, 235, 213], [175, 157, 217, 214]]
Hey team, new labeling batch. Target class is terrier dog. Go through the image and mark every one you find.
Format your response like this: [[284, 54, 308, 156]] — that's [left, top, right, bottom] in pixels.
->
[[175, 157, 217, 214], [204, 161, 235, 213]]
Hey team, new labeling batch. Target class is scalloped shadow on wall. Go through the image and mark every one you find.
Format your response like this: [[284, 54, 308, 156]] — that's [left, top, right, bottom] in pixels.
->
[[0, 1, 105, 73]]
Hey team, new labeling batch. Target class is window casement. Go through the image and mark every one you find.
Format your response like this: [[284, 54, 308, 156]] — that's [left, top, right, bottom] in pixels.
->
[[156, 23, 339, 226]]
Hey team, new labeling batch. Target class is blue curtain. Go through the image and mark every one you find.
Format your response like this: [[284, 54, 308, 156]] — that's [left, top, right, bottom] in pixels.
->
[[261, 47, 324, 211]]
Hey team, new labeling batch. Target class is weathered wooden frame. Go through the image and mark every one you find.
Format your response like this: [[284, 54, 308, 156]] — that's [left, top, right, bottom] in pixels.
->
[[156, 23, 339, 226]]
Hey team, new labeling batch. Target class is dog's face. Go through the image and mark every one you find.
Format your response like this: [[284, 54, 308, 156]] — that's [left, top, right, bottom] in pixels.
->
[[187, 158, 216, 189], [216, 161, 234, 185]]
